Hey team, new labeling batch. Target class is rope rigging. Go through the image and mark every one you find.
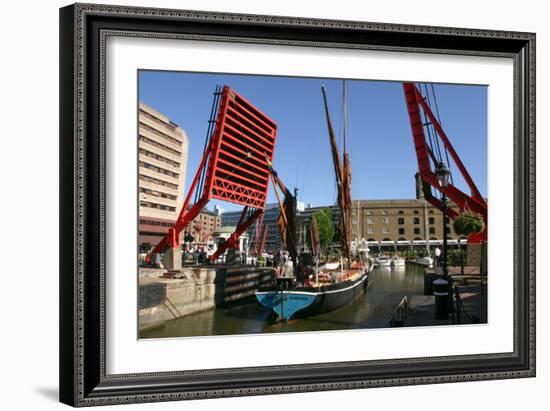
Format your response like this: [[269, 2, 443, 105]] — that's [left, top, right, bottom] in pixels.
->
[[194, 85, 223, 204], [419, 83, 454, 200], [429, 84, 454, 186]]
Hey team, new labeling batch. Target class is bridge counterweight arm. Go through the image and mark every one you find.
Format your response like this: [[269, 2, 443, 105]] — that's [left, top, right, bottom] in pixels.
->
[[403, 82, 488, 243]]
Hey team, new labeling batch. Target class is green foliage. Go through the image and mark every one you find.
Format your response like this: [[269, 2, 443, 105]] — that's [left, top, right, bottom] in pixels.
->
[[453, 211, 485, 236], [312, 209, 335, 256], [403, 249, 419, 260], [257, 255, 266, 267], [416, 248, 428, 258], [447, 249, 465, 266]]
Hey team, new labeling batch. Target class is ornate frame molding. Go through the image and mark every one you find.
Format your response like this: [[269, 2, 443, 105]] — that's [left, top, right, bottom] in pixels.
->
[[60, 3, 535, 407]]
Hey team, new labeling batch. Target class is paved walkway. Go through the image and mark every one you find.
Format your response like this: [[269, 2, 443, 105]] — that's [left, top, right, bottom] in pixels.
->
[[396, 282, 487, 327]]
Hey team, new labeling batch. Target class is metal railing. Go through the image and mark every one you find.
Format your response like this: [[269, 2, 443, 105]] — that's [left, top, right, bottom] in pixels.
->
[[388, 296, 409, 327]]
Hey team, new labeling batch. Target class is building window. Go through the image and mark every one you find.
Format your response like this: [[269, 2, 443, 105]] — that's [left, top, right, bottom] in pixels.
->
[[429, 227, 436, 235], [398, 218, 404, 225], [414, 227, 421, 235], [367, 218, 373, 225], [367, 228, 373, 234], [414, 210, 420, 214], [382, 217, 389, 224], [366, 210, 372, 215], [382, 210, 388, 215], [429, 210, 434, 214], [383, 228, 389, 234], [398, 210, 404, 215], [413, 217, 420, 224], [399, 228, 405, 235], [429, 217, 435, 225]]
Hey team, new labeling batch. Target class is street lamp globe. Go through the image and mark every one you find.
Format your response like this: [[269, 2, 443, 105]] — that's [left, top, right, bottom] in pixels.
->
[[436, 161, 451, 188]]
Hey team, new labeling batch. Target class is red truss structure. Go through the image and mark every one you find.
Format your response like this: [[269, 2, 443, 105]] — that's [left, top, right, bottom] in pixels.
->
[[204, 86, 277, 208], [403, 82, 488, 243], [151, 85, 278, 258]]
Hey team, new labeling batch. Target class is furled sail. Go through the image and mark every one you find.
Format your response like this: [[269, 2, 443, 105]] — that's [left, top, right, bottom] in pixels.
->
[[321, 84, 352, 264], [266, 158, 298, 268], [309, 214, 320, 257]]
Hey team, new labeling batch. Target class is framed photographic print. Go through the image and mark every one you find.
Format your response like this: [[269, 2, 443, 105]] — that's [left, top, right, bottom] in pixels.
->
[[59, 3, 535, 407]]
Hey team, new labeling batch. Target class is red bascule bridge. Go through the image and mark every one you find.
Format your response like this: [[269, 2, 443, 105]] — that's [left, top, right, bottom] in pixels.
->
[[149, 85, 278, 268], [148, 82, 487, 269]]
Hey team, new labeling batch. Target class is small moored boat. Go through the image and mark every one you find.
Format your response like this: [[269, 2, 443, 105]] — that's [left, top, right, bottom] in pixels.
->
[[416, 256, 434, 267], [392, 256, 406, 266], [376, 255, 392, 267]]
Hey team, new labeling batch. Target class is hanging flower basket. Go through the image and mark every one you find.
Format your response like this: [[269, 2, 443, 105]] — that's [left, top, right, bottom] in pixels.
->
[[453, 211, 485, 236]]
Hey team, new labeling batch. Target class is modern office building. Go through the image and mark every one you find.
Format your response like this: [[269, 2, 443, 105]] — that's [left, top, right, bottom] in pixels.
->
[[138, 102, 189, 251], [221, 201, 305, 253], [221, 204, 281, 253]]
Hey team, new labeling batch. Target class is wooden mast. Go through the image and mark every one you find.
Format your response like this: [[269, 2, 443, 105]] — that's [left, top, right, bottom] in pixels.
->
[[321, 84, 352, 267]]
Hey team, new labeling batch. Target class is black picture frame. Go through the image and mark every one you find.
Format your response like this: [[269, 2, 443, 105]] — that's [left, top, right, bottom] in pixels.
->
[[59, 3, 535, 407]]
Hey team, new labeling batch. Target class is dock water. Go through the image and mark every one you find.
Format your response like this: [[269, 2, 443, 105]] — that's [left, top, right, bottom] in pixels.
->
[[139, 264, 487, 338], [140, 264, 428, 338]]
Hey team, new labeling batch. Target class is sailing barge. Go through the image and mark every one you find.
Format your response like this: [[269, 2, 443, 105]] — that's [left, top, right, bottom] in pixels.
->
[[255, 83, 371, 321], [255, 263, 370, 321]]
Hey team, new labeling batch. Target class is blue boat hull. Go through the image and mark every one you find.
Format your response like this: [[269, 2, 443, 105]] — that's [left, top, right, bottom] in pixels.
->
[[255, 270, 369, 321], [255, 291, 317, 321]]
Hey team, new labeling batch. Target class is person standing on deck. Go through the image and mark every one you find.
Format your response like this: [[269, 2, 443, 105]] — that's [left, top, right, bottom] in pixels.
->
[[274, 249, 284, 278]]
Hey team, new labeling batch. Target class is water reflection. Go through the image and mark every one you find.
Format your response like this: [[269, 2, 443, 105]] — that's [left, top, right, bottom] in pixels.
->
[[140, 264, 426, 339]]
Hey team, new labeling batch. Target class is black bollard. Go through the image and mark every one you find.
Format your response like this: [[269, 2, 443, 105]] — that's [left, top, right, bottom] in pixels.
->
[[424, 272, 437, 295], [433, 277, 450, 320]]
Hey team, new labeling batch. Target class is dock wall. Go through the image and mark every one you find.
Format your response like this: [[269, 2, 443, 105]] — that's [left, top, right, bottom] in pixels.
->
[[139, 266, 275, 331]]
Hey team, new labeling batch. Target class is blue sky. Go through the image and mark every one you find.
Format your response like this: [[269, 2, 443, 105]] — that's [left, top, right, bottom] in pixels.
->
[[139, 71, 487, 212]]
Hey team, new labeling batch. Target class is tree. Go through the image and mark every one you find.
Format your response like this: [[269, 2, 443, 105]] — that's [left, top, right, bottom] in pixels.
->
[[311, 208, 335, 257]]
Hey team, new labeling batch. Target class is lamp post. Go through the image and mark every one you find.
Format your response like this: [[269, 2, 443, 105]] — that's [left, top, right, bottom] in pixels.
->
[[434, 161, 452, 321], [436, 161, 451, 279]]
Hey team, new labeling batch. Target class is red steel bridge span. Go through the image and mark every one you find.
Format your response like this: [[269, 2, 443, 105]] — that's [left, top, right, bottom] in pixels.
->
[[149, 82, 487, 264], [150, 85, 278, 263]]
